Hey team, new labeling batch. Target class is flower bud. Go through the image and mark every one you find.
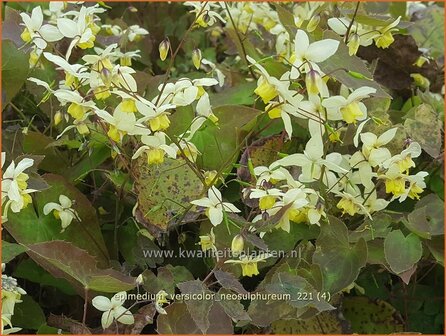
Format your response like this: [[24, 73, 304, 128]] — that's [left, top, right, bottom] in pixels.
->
[[192, 48, 202, 70], [305, 69, 323, 96], [100, 68, 112, 87], [204, 170, 218, 186], [307, 15, 320, 32], [54, 111, 63, 126], [128, 6, 138, 13], [136, 273, 144, 285], [159, 38, 170, 61], [231, 234, 244, 256]]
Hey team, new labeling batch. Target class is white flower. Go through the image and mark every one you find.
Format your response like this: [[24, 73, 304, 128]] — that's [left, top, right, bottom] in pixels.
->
[[155, 290, 170, 315], [1, 155, 36, 216], [20, 6, 63, 49], [126, 25, 149, 42], [92, 292, 134, 329], [253, 164, 290, 186], [131, 132, 177, 165], [360, 128, 398, 166], [271, 134, 347, 183], [322, 87, 376, 124], [43, 195, 80, 232], [57, 6, 96, 59], [290, 29, 339, 79], [269, 188, 309, 232], [184, 2, 226, 27], [95, 107, 150, 143], [191, 186, 240, 226]]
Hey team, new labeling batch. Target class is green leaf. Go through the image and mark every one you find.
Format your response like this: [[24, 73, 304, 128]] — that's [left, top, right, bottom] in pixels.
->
[[13, 258, 76, 295], [426, 236, 444, 266], [384, 230, 422, 274], [209, 82, 257, 107], [26, 241, 135, 294], [272, 310, 349, 334], [2, 39, 29, 105], [405, 194, 444, 239], [349, 213, 393, 242], [408, 5, 444, 59], [404, 103, 442, 158], [2, 241, 27, 263], [191, 105, 262, 171], [133, 157, 204, 236], [157, 301, 233, 334], [66, 142, 111, 182], [312, 216, 367, 293], [177, 280, 214, 333], [342, 296, 404, 333], [5, 174, 110, 266], [23, 131, 69, 174], [11, 295, 46, 330]]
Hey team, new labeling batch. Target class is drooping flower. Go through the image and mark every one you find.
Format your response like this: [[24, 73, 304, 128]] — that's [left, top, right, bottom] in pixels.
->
[[224, 253, 272, 277], [322, 87, 376, 124]]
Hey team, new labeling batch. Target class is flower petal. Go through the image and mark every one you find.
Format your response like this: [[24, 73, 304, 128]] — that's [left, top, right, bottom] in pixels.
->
[[306, 39, 339, 62], [92, 296, 112, 312]]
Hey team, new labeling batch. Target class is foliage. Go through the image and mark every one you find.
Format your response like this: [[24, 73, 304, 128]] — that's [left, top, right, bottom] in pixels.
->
[[1, 1, 444, 335]]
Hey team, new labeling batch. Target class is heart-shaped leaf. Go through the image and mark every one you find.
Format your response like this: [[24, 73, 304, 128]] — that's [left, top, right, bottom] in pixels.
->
[[384, 230, 422, 274]]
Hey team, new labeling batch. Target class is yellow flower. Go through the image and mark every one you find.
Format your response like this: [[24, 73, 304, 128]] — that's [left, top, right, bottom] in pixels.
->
[[397, 155, 415, 174], [149, 115, 171, 132], [119, 99, 138, 113], [267, 106, 282, 119], [340, 101, 364, 124], [120, 56, 132, 66], [147, 148, 165, 165], [15, 173, 29, 190], [288, 208, 307, 223], [254, 77, 278, 104], [385, 177, 406, 196], [337, 197, 360, 216], [94, 87, 111, 100], [107, 125, 122, 143], [259, 195, 276, 210], [408, 183, 423, 200], [21, 28, 32, 43], [65, 73, 77, 88], [77, 35, 95, 49], [375, 31, 394, 48], [67, 103, 87, 121], [29, 50, 40, 67], [76, 123, 90, 135], [224, 253, 272, 277], [328, 130, 342, 143], [198, 229, 216, 252]]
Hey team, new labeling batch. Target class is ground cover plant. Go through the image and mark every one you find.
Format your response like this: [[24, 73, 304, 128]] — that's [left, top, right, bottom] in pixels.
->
[[1, 1, 445, 334]]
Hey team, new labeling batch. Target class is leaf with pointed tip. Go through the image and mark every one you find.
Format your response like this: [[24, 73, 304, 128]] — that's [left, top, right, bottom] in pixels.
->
[[26, 241, 135, 294]]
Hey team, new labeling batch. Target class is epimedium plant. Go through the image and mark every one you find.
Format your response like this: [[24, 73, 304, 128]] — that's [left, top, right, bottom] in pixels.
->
[[1, 1, 444, 334]]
